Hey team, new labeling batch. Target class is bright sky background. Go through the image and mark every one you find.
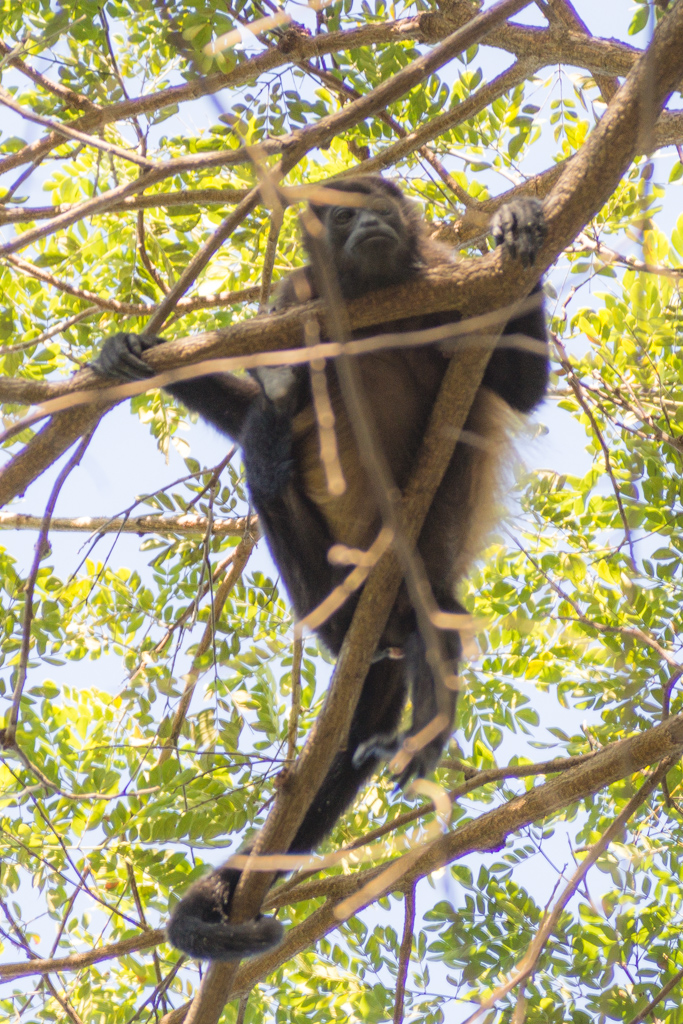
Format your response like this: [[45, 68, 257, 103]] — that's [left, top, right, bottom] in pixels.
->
[[1, 3, 679, 1015]]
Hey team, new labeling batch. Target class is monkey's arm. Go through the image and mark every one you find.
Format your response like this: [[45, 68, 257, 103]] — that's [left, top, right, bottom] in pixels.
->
[[92, 332, 260, 440], [93, 333, 349, 637], [167, 375, 260, 440], [484, 283, 549, 414], [485, 199, 549, 414]]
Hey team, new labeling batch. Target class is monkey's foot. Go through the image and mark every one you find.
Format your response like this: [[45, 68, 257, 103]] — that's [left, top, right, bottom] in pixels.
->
[[351, 734, 400, 770], [354, 729, 447, 789], [391, 736, 444, 791]]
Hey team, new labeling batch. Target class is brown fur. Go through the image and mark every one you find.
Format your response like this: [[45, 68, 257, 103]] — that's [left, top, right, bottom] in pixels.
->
[[293, 350, 514, 601]]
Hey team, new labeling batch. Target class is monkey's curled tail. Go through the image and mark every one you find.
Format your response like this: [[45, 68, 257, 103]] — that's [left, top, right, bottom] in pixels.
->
[[167, 891, 283, 961]]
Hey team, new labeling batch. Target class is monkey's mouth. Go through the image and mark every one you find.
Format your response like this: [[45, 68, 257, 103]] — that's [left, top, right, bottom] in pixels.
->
[[352, 229, 401, 258], [351, 228, 400, 254]]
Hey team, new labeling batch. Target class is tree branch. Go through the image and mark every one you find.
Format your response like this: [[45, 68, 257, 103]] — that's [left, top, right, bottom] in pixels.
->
[[461, 758, 675, 1022], [6, 710, 683, 998], [393, 883, 416, 1024], [2, 430, 92, 747], [0, 512, 258, 535], [0, 928, 166, 982]]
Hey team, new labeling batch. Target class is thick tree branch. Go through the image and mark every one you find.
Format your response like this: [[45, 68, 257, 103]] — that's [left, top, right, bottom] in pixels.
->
[[0, 0, 681, 517], [153, 709, 683, 1024], [6, 709, 683, 999]]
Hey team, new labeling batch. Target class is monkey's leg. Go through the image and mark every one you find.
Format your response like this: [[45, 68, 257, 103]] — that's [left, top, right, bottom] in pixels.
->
[[484, 198, 550, 414], [166, 658, 407, 960], [289, 656, 408, 852], [352, 593, 462, 786], [393, 623, 461, 788]]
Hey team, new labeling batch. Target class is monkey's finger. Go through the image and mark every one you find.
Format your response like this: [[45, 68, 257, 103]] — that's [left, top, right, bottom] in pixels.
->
[[91, 332, 158, 381]]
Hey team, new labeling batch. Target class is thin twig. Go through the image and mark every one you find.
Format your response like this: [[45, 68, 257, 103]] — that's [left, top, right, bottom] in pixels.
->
[[462, 759, 675, 1023], [0, 188, 249, 224], [0, 85, 154, 168], [124, 958, 186, 1024], [2, 430, 93, 747], [513, 536, 683, 676], [137, 208, 169, 293], [393, 883, 416, 1024], [0, 39, 97, 111], [156, 530, 257, 765], [286, 637, 303, 763], [259, 209, 284, 310], [235, 993, 250, 1024], [626, 962, 683, 1024], [145, 185, 267, 334], [554, 334, 636, 565], [0, 512, 257, 535], [126, 862, 149, 927], [5, 251, 259, 314], [0, 900, 86, 1024], [4, 252, 153, 314], [0, 307, 100, 355]]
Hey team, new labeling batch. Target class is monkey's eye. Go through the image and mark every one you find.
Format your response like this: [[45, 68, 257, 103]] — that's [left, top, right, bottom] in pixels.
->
[[372, 202, 393, 216], [332, 207, 355, 224]]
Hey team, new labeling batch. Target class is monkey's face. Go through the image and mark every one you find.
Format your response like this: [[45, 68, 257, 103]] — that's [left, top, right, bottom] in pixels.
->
[[317, 189, 419, 298]]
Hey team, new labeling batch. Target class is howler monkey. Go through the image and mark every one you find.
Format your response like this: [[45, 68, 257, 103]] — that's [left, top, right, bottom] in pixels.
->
[[94, 175, 549, 961]]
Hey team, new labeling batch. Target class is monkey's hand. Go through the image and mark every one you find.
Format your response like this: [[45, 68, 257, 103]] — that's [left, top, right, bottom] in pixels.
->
[[166, 864, 284, 962], [490, 197, 546, 268], [91, 332, 167, 382]]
